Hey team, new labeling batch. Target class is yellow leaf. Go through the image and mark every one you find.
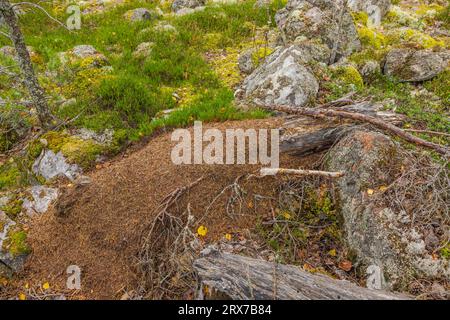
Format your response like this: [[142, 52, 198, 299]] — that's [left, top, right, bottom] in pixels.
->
[[328, 249, 337, 257], [379, 186, 388, 192], [367, 189, 374, 196], [282, 211, 292, 220], [24, 283, 29, 289], [225, 233, 232, 241], [247, 201, 254, 209], [42, 282, 50, 290], [18, 293, 26, 300], [197, 225, 208, 237]]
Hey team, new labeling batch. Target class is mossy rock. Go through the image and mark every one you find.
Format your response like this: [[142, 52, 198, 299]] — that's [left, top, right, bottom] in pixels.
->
[[3, 227, 31, 257], [36, 131, 104, 169], [331, 65, 364, 91]]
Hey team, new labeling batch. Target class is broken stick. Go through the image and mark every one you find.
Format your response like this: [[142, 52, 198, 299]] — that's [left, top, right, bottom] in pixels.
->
[[260, 168, 345, 178]]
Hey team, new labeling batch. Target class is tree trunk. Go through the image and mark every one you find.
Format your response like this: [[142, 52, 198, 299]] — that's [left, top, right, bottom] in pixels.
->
[[193, 248, 411, 300], [0, 0, 53, 128]]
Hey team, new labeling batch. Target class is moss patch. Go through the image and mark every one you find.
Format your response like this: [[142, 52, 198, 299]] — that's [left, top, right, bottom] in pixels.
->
[[3, 228, 31, 257]]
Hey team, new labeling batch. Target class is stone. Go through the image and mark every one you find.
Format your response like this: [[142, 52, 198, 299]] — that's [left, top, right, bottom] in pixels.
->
[[326, 130, 450, 287], [237, 44, 321, 108], [172, 0, 205, 13], [73, 128, 114, 145], [238, 49, 257, 75], [124, 8, 158, 21], [22, 185, 58, 215], [32, 149, 81, 181], [359, 60, 380, 80], [347, 0, 391, 18], [275, 0, 361, 59], [132, 42, 154, 59], [174, 6, 206, 16], [383, 48, 448, 82]]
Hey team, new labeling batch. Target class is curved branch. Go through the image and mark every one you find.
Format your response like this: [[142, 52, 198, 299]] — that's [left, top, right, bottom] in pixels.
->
[[12, 2, 70, 31], [266, 105, 449, 156]]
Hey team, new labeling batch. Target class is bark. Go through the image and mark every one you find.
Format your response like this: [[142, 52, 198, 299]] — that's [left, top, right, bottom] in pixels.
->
[[0, 0, 53, 128], [194, 248, 410, 300]]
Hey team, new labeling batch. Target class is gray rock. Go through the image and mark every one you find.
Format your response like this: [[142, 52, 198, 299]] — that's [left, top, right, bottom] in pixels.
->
[[347, 0, 391, 18], [73, 128, 114, 145], [0, 211, 27, 275], [154, 22, 177, 33], [172, 0, 205, 13], [326, 130, 450, 287], [32, 149, 81, 181], [237, 45, 319, 108], [174, 6, 205, 16], [359, 60, 380, 80], [124, 8, 158, 21], [238, 49, 257, 75], [132, 42, 154, 59], [71, 44, 98, 58], [275, 0, 361, 59], [22, 185, 58, 215], [383, 49, 448, 82]]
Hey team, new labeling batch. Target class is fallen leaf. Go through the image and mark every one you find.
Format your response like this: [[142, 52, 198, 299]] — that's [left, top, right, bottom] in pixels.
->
[[18, 293, 26, 300], [367, 189, 374, 196], [42, 282, 50, 290], [339, 260, 352, 272], [379, 186, 388, 192], [225, 233, 232, 241], [328, 249, 337, 257]]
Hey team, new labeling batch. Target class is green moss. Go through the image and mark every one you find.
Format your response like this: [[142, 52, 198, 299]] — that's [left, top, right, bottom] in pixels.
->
[[4, 229, 31, 257], [441, 244, 450, 260], [423, 70, 450, 107], [386, 28, 445, 49], [349, 48, 388, 66], [351, 11, 369, 26], [39, 131, 103, 169], [210, 47, 242, 89], [357, 27, 387, 49], [331, 65, 364, 90], [251, 47, 273, 68], [1, 199, 23, 219], [0, 161, 25, 191]]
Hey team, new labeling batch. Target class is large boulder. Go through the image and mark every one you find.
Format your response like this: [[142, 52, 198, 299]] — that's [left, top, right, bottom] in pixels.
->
[[347, 0, 391, 18], [236, 44, 321, 108], [326, 130, 450, 289], [172, 0, 205, 13], [275, 0, 361, 59], [383, 48, 449, 82]]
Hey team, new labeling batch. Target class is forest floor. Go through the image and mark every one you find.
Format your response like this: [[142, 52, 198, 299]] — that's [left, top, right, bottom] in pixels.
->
[[3, 118, 334, 299]]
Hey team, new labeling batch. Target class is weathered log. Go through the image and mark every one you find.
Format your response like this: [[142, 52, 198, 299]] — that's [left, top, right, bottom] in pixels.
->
[[280, 126, 351, 156], [270, 104, 448, 156], [193, 248, 410, 300]]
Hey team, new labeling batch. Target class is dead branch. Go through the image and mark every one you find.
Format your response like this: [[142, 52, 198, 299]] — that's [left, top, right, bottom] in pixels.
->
[[268, 105, 449, 156], [260, 168, 345, 178]]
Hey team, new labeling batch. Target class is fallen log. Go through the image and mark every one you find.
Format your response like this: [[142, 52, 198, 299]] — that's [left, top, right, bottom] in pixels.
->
[[280, 126, 352, 156], [193, 248, 411, 300], [270, 105, 449, 156]]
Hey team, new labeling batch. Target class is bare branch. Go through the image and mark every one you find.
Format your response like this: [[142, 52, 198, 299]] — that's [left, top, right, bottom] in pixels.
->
[[12, 2, 70, 31], [260, 168, 345, 178]]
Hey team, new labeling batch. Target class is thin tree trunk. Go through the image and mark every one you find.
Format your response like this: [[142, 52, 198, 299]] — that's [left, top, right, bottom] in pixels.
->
[[0, 0, 53, 128]]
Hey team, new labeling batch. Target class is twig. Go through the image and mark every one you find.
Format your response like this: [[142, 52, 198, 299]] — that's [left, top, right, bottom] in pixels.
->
[[12, 2, 70, 31], [403, 129, 450, 138], [260, 168, 345, 178]]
